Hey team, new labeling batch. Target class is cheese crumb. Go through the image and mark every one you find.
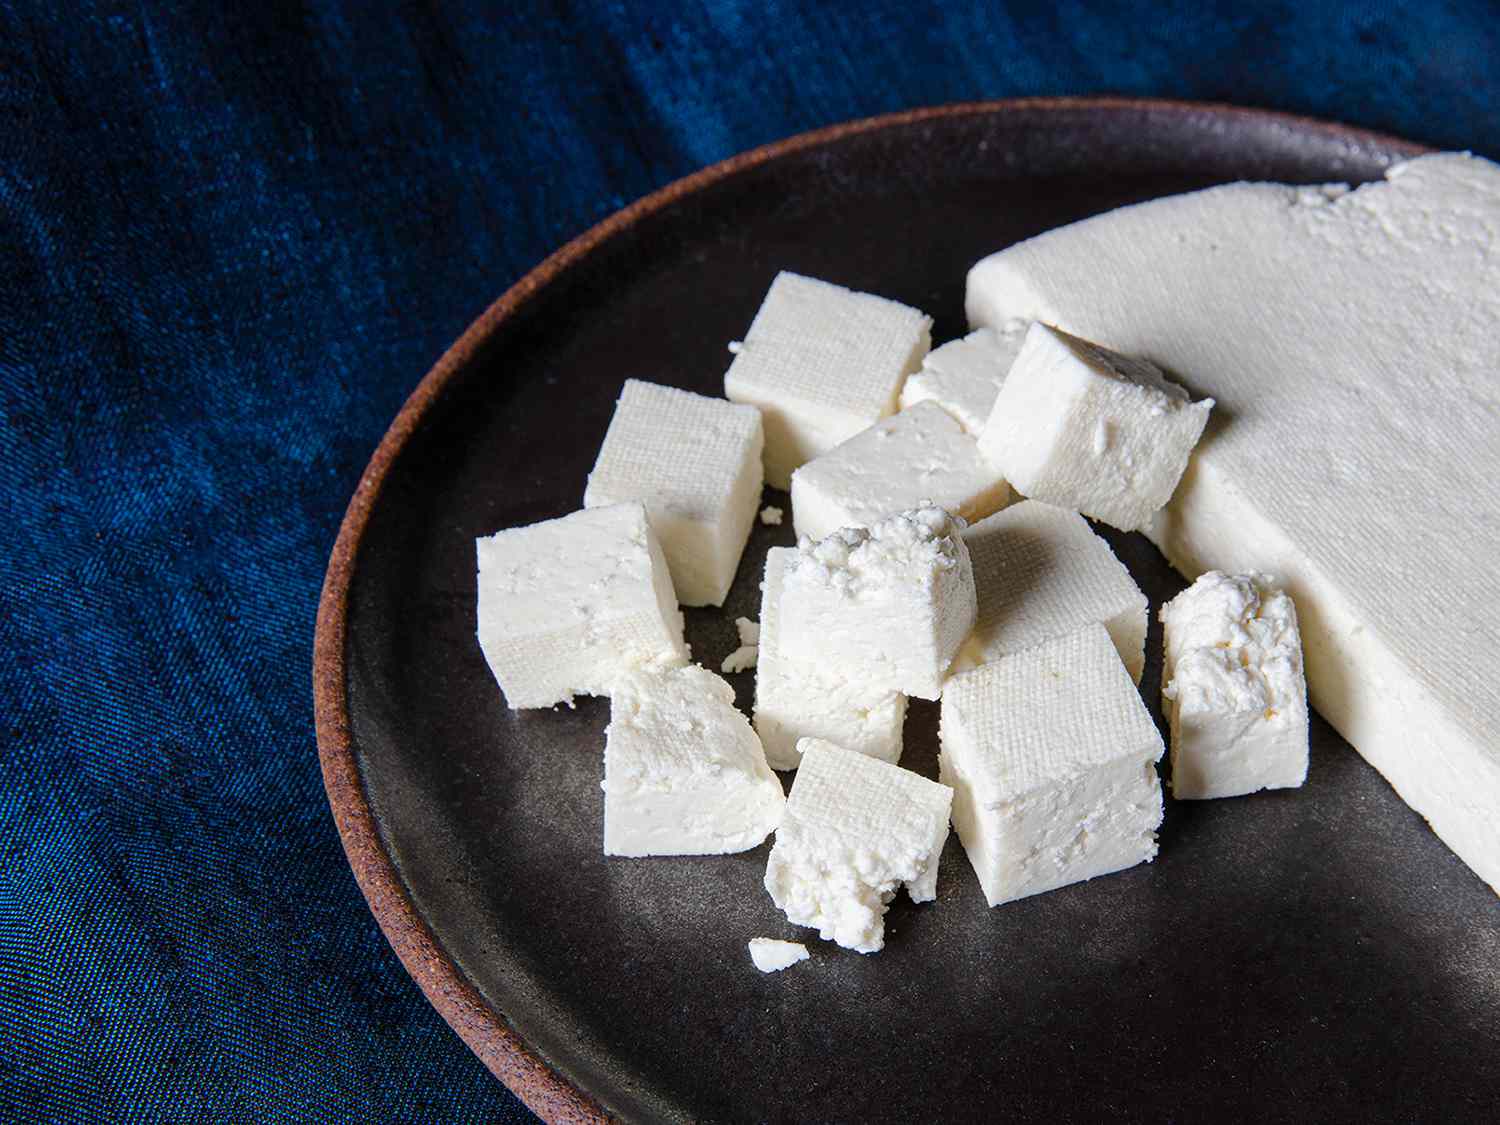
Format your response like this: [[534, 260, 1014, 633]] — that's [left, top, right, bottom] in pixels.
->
[[721, 616, 760, 674], [759, 505, 784, 526], [748, 938, 810, 973]]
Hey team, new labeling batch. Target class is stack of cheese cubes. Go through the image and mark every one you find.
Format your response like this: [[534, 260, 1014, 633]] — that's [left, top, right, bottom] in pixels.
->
[[474, 269, 1309, 965]]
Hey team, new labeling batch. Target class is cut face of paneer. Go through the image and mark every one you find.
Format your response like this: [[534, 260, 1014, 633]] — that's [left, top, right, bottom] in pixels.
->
[[764, 738, 953, 954], [952, 500, 1148, 683], [753, 548, 906, 769], [978, 322, 1213, 532], [899, 323, 1027, 434], [778, 507, 977, 701], [789, 401, 1011, 542], [1160, 571, 1309, 799], [724, 271, 932, 489], [602, 664, 784, 856], [475, 503, 688, 709], [584, 379, 764, 607], [940, 624, 1164, 907]]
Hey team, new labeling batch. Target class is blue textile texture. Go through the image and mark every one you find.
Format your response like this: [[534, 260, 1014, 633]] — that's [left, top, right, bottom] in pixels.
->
[[1, 1, 1497, 1119]]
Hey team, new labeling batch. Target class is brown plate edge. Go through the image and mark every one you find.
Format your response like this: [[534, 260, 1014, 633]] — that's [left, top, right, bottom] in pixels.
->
[[310, 96, 1429, 1123]]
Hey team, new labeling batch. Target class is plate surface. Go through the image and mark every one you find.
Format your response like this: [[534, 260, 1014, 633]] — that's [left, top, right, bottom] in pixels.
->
[[315, 100, 1500, 1123]]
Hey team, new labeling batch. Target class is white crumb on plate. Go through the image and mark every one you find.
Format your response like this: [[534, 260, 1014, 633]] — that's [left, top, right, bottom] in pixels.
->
[[748, 938, 810, 973], [720, 617, 760, 674], [760, 505, 784, 525]]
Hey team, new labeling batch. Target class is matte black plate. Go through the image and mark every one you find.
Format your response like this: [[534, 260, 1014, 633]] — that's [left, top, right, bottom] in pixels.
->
[[318, 101, 1500, 1123]]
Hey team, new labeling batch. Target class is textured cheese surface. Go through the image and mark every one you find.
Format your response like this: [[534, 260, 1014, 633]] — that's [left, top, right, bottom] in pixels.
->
[[900, 324, 1026, 433], [748, 938, 810, 973], [602, 664, 783, 856], [789, 402, 1011, 541], [764, 738, 953, 953], [1161, 572, 1309, 799], [940, 624, 1164, 906], [725, 271, 932, 488], [966, 152, 1500, 891], [752, 549, 906, 769], [978, 322, 1212, 532], [585, 379, 764, 606], [475, 503, 688, 709], [779, 507, 977, 700], [953, 500, 1147, 682]]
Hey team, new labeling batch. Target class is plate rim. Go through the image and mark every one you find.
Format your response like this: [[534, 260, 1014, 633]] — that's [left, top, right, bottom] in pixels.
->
[[311, 95, 1427, 1123]]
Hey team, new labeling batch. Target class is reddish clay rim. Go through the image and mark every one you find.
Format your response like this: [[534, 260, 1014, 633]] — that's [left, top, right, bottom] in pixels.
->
[[311, 97, 1425, 1122]]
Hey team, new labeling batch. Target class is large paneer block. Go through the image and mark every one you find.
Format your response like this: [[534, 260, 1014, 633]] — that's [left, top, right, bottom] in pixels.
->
[[952, 500, 1148, 683], [724, 271, 932, 489], [753, 548, 907, 769], [940, 624, 1164, 907], [475, 503, 688, 709], [899, 323, 1027, 434], [603, 664, 784, 856], [764, 738, 953, 953], [778, 507, 977, 701], [584, 379, 764, 607], [978, 322, 1213, 531], [789, 401, 1011, 541], [1160, 571, 1309, 799]]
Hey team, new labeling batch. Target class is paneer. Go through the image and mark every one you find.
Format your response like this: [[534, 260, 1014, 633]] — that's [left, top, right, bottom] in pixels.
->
[[978, 322, 1212, 532], [940, 624, 1164, 907], [475, 503, 688, 709], [585, 379, 764, 607], [789, 401, 1010, 541], [724, 271, 931, 488]]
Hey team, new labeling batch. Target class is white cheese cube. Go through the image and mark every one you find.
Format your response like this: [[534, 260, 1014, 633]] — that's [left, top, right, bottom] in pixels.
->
[[584, 379, 764, 607], [952, 500, 1148, 683], [747, 938, 810, 973], [753, 548, 905, 769], [789, 402, 1011, 541], [899, 323, 1026, 434], [1160, 571, 1309, 799], [978, 322, 1213, 532], [602, 664, 784, 856], [476, 503, 688, 709], [764, 738, 953, 953], [940, 624, 1164, 907], [778, 507, 976, 701], [724, 271, 932, 489]]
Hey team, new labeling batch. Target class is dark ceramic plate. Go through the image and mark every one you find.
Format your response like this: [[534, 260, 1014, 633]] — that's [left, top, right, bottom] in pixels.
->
[[314, 100, 1500, 1124]]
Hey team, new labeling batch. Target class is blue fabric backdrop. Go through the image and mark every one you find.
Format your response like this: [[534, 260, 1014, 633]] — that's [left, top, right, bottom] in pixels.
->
[[2, 1, 1496, 1119]]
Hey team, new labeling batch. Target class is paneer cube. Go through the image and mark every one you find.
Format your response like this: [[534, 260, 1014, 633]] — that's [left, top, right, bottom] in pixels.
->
[[940, 624, 1164, 907], [789, 401, 1011, 541], [899, 323, 1026, 434], [978, 322, 1213, 531], [725, 271, 931, 489], [1160, 571, 1309, 799], [753, 548, 906, 769], [476, 503, 688, 709], [953, 500, 1148, 683], [585, 379, 763, 607], [764, 738, 953, 953], [603, 664, 784, 856], [778, 507, 976, 701]]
